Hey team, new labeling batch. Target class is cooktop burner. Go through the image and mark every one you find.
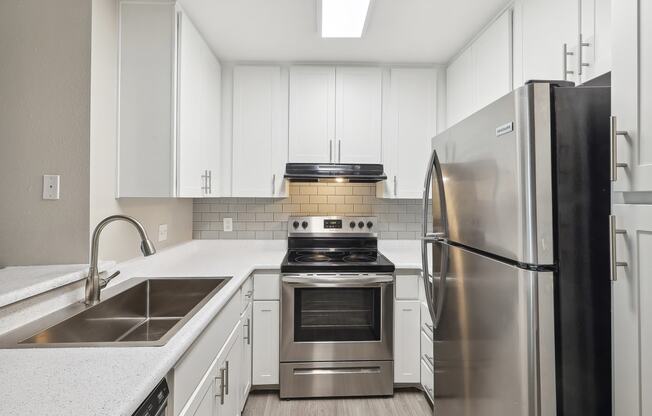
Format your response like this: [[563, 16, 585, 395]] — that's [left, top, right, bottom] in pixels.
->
[[281, 216, 395, 274]]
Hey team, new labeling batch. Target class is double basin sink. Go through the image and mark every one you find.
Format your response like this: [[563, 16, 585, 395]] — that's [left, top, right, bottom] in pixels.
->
[[0, 277, 230, 348]]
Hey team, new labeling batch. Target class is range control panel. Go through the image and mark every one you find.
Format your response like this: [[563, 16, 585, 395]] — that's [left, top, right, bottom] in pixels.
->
[[288, 216, 377, 236]]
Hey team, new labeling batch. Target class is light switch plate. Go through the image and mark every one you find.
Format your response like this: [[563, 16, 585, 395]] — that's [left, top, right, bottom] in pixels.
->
[[43, 175, 60, 200], [223, 218, 233, 232], [158, 224, 168, 242]]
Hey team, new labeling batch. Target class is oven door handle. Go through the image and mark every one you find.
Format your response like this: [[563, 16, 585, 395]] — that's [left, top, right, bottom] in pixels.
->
[[281, 275, 394, 285]]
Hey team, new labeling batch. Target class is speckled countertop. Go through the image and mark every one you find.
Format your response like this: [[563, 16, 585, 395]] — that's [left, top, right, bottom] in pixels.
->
[[0, 239, 421, 416]]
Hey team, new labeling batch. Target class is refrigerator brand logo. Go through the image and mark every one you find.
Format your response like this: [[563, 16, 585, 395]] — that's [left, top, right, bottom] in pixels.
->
[[495, 122, 514, 137]]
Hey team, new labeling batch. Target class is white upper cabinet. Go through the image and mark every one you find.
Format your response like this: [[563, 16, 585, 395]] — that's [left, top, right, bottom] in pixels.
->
[[515, 0, 610, 86], [288, 66, 382, 164], [612, 0, 652, 192], [379, 68, 437, 199], [232, 66, 288, 198], [336, 67, 383, 164], [446, 10, 512, 127], [288, 66, 336, 163], [117, 2, 220, 198]]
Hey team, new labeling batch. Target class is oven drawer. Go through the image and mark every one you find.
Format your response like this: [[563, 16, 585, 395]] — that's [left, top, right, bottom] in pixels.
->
[[279, 361, 394, 399]]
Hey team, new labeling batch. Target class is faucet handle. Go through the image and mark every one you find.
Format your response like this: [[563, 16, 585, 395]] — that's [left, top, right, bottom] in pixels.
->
[[99, 270, 121, 289]]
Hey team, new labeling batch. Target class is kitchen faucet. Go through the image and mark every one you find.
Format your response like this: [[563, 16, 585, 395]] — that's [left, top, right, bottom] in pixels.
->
[[85, 215, 156, 305]]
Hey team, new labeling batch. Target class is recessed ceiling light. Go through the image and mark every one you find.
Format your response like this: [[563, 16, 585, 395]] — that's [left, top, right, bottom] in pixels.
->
[[321, 0, 372, 38]]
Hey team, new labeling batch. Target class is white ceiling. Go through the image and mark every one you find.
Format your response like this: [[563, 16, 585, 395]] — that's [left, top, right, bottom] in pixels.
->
[[178, 0, 510, 64]]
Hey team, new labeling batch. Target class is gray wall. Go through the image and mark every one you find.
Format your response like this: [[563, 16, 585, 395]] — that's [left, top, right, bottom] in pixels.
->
[[193, 183, 428, 240], [0, 0, 92, 266], [0, 0, 193, 266]]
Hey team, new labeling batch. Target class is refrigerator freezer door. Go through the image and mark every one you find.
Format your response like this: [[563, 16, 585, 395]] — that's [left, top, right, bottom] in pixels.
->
[[430, 83, 555, 265], [432, 242, 556, 416]]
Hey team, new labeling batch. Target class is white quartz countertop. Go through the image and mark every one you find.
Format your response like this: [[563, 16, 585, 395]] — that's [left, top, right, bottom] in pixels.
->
[[0, 239, 421, 416], [0, 261, 114, 309]]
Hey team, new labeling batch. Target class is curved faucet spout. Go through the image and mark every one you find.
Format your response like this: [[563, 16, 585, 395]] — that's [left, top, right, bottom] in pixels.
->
[[86, 215, 156, 305]]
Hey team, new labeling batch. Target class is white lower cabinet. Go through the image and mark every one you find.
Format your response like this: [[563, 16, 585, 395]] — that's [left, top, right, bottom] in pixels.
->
[[239, 302, 252, 411], [420, 356, 434, 403], [612, 204, 652, 416], [179, 320, 241, 416], [252, 300, 280, 385], [394, 300, 421, 383]]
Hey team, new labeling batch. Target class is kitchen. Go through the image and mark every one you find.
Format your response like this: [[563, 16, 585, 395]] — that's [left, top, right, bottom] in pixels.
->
[[0, 0, 649, 415]]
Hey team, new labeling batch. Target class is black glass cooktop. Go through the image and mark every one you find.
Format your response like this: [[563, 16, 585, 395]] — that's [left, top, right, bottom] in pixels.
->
[[281, 249, 395, 273]]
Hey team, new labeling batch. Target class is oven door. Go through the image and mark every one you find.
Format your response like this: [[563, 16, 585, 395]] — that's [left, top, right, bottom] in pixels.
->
[[280, 274, 394, 362]]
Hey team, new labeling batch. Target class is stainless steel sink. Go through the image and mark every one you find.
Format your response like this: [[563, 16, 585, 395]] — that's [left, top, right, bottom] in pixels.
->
[[0, 277, 230, 348]]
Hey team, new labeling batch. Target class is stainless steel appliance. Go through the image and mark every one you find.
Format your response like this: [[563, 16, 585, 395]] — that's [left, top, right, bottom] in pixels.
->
[[132, 379, 169, 416], [284, 163, 387, 182], [421, 81, 612, 416], [280, 216, 395, 399]]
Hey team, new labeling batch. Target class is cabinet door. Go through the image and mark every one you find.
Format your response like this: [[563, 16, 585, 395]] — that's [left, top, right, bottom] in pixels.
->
[[336, 67, 382, 164], [252, 300, 279, 385], [188, 385, 215, 416], [579, 0, 611, 82], [612, 0, 652, 192], [239, 303, 252, 411], [612, 204, 652, 416], [177, 11, 206, 198], [289, 66, 336, 163], [200, 43, 221, 197], [518, 0, 579, 85], [118, 2, 175, 197], [232, 66, 284, 197], [446, 47, 475, 127], [394, 300, 421, 383], [381, 68, 436, 199], [474, 10, 512, 109], [216, 321, 241, 416]]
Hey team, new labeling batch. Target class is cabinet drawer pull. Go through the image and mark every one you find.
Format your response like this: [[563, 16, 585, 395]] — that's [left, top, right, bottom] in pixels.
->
[[578, 33, 590, 76], [562, 44, 575, 81], [424, 353, 434, 367], [224, 360, 230, 395], [609, 215, 628, 281], [215, 367, 226, 404], [424, 322, 434, 332], [610, 116, 629, 181], [243, 318, 251, 345]]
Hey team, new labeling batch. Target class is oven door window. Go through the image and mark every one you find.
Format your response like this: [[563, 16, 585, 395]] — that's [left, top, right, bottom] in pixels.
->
[[294, 287, 381, 342]]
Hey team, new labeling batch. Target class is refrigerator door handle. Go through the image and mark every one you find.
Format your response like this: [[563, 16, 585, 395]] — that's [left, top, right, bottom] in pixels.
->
[[421, 147, 450, 329]]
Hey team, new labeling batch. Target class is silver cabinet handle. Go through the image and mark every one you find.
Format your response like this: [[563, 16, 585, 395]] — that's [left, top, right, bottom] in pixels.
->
[[224, 360, 230, 395], [338, 139, 341, 162], [609, 215, 628, 281], [578, 33, 590, 76], [610, 116, 629, 181], [424, 385, 434, 396], [394, 176, 397, 197], [272, 174, 276, 195], [207, 170, 212, 195], [245, 290, 253, 299], [329, 139, 333, 162], [562, 44, 575, 81], [215, 367, 226, 404], [424, 322, 434, 332], [243, 318, 251, 345]]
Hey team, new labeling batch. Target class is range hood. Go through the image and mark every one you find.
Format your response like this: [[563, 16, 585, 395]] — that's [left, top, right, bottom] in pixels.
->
[[284, 163, 387, 183]]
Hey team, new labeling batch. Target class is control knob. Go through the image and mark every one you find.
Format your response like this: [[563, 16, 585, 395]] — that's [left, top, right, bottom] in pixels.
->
[[292, 221, 300, 229], [349, 221, 356, 229], [358, 221, 364, 229], [367, 221, 373, 229], [301, 221, 308, 229]]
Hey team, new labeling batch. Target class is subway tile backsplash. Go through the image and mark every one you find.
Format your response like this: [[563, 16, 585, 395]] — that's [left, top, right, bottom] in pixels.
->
[[193, 183, 431, 240]]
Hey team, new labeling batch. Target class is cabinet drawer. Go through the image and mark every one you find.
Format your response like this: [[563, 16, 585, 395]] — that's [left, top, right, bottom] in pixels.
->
[[421, 357, 434, 403], [420, 329, 434, 370], [395, 273, 420, 300], [421, 301, 433, 337], [252, 300, 279, 385], [240, 276, 253, 311], [253, 273, 280, 300]]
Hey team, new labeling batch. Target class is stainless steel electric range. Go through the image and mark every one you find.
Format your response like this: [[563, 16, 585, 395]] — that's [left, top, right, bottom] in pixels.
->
[[279, 216, 395, 399]]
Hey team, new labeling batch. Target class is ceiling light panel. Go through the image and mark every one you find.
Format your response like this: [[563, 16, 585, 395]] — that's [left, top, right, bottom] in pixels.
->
[[321, 0, 371, 38]]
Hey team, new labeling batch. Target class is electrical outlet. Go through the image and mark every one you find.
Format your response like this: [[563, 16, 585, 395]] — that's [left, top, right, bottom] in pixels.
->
[[223, 218, 233, 232], [42, 175, 60, 200], [158, 224, 168, 242]]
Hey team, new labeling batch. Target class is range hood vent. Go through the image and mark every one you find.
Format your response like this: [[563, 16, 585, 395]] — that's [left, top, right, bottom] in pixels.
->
[[284, 163, 387, 183]]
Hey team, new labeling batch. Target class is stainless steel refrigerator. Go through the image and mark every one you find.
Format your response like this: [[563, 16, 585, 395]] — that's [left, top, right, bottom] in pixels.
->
[[420, 81, 612, 416]]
